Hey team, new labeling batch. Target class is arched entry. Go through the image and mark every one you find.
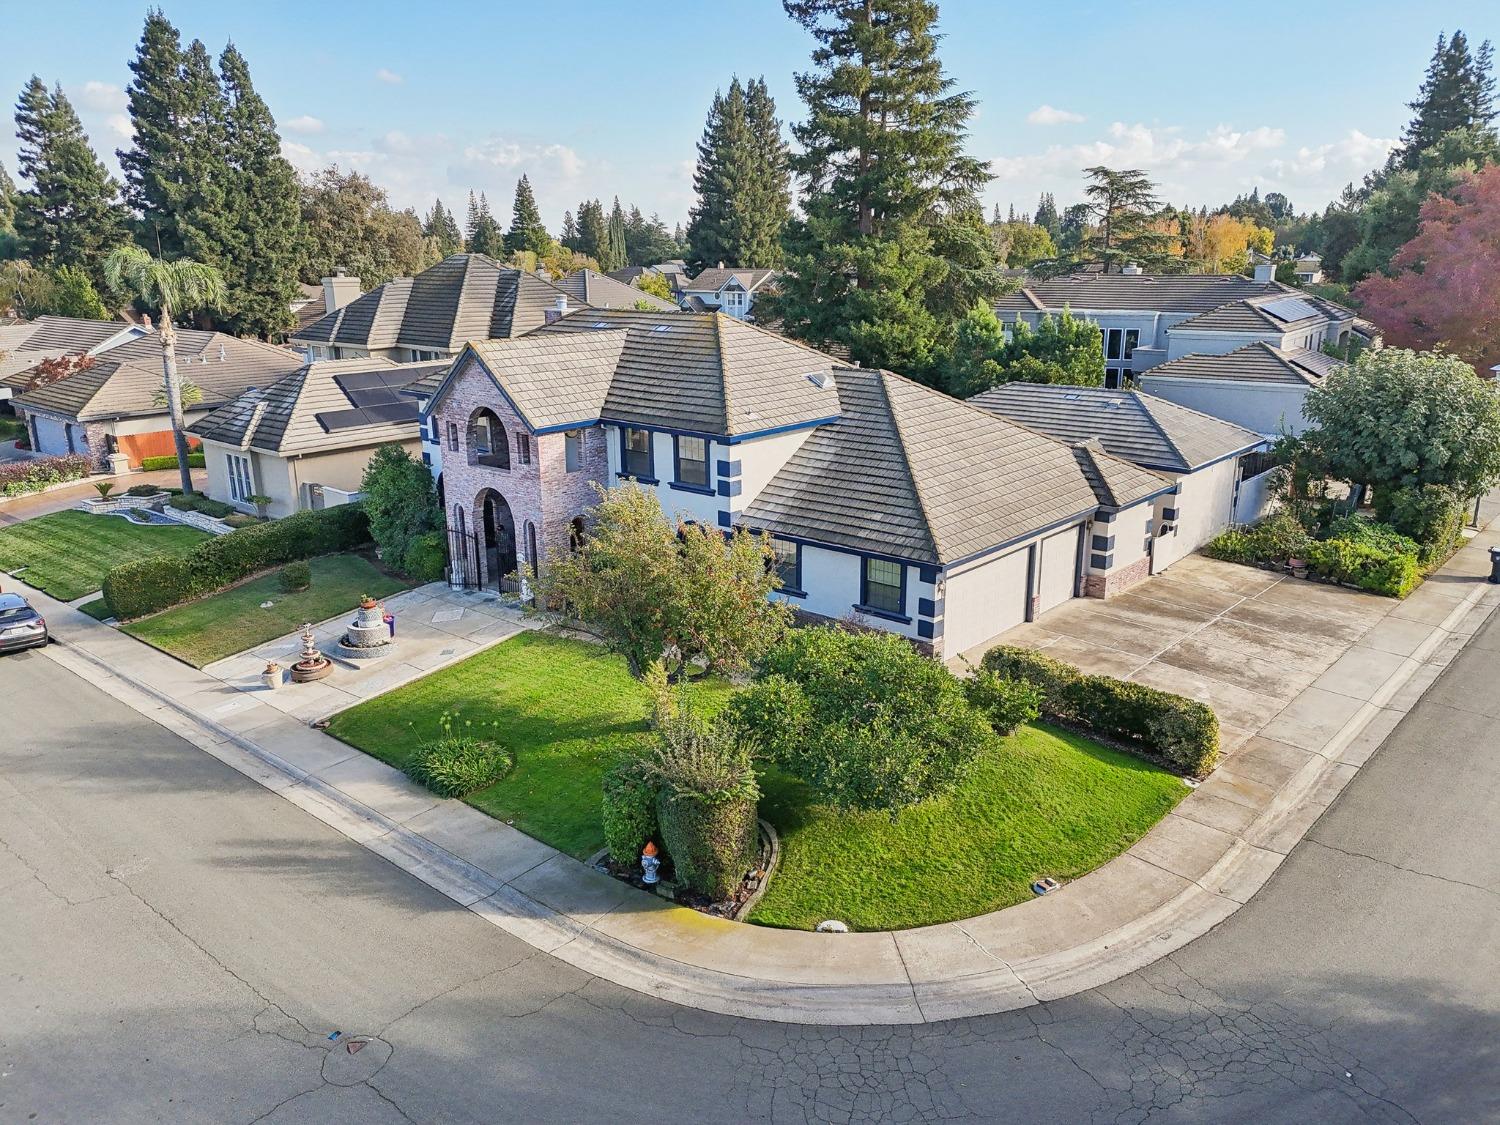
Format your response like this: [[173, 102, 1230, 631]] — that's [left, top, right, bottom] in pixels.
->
[[477, 489, 517, 589]]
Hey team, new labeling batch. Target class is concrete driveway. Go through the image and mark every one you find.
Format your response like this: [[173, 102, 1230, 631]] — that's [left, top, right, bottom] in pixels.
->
[[962, 553, 1400, 755]]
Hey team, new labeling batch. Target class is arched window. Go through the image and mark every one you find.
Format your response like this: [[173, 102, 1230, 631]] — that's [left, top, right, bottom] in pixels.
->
[[569, 516, 587, 553], [525, 520, 539, 577], [454, 504, 466, 538], [467, 407, 509, 469]]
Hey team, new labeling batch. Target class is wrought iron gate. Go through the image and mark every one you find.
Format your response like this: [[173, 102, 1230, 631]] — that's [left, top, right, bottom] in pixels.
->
[[447, 528, 481, 589]]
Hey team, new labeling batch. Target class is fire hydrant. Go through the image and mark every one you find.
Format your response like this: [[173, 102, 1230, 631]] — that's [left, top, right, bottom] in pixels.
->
[[640, 841, 661, 885]]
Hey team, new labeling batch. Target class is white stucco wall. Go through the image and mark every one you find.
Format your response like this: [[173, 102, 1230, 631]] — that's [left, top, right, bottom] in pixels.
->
[[793, 544, 922, 641], [602, 424, 724, 526], [1151, 457, 1241, 571], [1164, 330, 1282, 361], [732, 428, 816, 507], [940, 546, 1030, 657], [1137, 375, 1311, 437]]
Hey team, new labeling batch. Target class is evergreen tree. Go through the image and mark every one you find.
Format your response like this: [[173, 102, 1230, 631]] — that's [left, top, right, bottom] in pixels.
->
[[1400, 30, 1498, 167], [686, 75, 790, 270], [576, 199, 607, 262], [0, 159, 17, 257], [465, 191, 504, 256], [600, 196, 628, 272], [119, 10, 190, 257], [624, 206, 684, 266], [560, 210, 579, 251], [770, 0, 1000, 379], [423, 198, 463, 257], [208, 43, 301, 338], [1080, 166, 1173, 271], [1034, 192, 1059, 237], [13, 77, 126, 281], [505, 174, 550, 255]]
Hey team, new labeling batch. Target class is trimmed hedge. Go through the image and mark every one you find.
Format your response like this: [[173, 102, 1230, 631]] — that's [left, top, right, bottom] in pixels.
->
[[402, 530, 447, 583], [102, 503, 370, 619], [168, 493, 235, 518], [1305, 537, 1420, 598], [0, 452, 91, 497], [278, 560, 311, 592], [141, 453, 205, 470], [979, 646, 1220, 777], [601, 756, 659, 867]]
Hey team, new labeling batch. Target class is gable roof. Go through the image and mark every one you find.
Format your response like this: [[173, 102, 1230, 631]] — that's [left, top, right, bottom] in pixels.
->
[[189, 356, 446, 455], [290, 254, 578, 351], [1144, 342, 1344, 387], [0, 316, 145, 381], [741, 368, 1101, 566], [967, 383, 1265, 473], [432, 332, 629, 433], [11, 329, 305, 422], [1070, 439, 1173, 509], [994, 274, 1288, 317], [682, 267, 779, 294], [551, 269, 679, 312]]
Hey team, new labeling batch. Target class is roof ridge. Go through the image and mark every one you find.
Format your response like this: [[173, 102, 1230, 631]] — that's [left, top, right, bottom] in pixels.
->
[[1120, 390, 1190, 470], [875, 372, 946, 564], [712, 312, 735, 436]]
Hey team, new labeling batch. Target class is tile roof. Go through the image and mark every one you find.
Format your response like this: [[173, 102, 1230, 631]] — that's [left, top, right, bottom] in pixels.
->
[[4, 314, 140, 353], [551, 269, 680, 311], [12, 330, 305, 422], [290, 254, 578, 351], [993, 274, 1289, 316], [682, 267, 779, 293], [455, 332, 630, 432], [967, 383, 1265, 473], [741, 368, 1101, 566], [1071, 439, 1173, 510], [1143, 342, 1344, 387]]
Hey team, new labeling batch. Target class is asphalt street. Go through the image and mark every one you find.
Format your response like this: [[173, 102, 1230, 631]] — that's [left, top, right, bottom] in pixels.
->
[[2, 613, 1498, 1124]]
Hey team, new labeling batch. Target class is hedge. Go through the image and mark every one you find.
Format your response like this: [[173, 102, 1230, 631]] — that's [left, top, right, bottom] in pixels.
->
[[402, 530, 447, 583], [979, 646, 1220, 777], [601, 756, 659, 867], [141, 453, 205, 470], [102, 503, 370, 619], [1205, 511, 1424, 598], [0, 452, 91, 497], [1305, 538, 1420, 598], [168, 493, 234, 518]]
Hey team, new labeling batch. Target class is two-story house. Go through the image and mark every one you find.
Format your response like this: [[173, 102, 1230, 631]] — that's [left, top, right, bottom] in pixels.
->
[[677, 267, 779, 320]]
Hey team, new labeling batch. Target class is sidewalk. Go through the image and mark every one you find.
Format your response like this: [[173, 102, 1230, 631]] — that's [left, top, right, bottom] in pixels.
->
[[11, 529, 1500, 1025]]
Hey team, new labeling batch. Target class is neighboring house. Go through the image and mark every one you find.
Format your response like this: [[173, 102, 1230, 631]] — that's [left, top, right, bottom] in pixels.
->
[[678, 266, 779, 321], [607, 261, 691, 295], [0, 315, 146, 393], [992, 262, 1374, 388], [551, 269, 680, 311], [414, 307, 1200, 660], [1293, 254, 1324, 284], [189, 356, 447, 518], [1, 323, 304, 469], [1138, 341, 1345, 437], [290, 253, 580, 365], [968, 382, 1273, 577]]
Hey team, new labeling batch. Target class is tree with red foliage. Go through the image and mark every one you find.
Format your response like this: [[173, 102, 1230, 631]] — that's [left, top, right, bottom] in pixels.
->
[[25, 353, 95, 389], [1355, 165, 1500, 374]]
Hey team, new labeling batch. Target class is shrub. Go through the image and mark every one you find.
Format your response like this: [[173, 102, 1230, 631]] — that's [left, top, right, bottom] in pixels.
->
[[601, 756, 659, 867], [730, 627, 993, 811], [125, 483, 161, 497], [979, 646, 1220, 776], [963, 670, 1044, 736], [223, 513, 260, 529], [1202, 509, 1312, 567], [1305, 538, 1421, 597], [361, 444, 440, 573], [648, 714, 759, 900], [167, 494, 197, 510], [403, 712, 511, 797], [102, 503, 371, 618], [1378, 485, 1466, 567], [278, 561, 311, 592], [401, 530, 447, 583], [94, 481, 115, 499], [191, 496, 235, 518], [140, 453, 205, 471], [0, 452, 91, 497]]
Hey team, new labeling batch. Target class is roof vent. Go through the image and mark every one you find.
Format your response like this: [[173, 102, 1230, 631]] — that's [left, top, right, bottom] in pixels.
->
[[1062, 392, 1082, 400], [807, 371, 835, 390], [219, 344, 226, 362]]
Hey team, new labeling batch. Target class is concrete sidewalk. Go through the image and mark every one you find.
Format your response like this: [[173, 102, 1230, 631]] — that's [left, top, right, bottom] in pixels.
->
[[9, 530, 1499, 1025]]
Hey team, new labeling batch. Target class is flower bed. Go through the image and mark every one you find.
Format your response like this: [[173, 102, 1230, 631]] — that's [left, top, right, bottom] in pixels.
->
[[0, 453, 92, 498], [1204, 510, 1429, 598]]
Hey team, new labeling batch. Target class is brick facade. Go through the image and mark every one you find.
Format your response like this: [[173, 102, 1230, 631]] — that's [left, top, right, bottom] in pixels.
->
[[432, 356, 609, 588], [1082, 554, 1150, 598]]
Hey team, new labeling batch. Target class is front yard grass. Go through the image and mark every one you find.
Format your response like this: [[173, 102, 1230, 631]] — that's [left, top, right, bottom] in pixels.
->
[[0, 509, 208, 600], [123, 553, 410, 667], [326, 633, 1187, 929]]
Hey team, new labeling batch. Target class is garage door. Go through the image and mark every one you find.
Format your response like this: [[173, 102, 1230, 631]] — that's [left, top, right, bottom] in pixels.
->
[[942, 547, 1030, 657], [1036, 525, 1082, 615]]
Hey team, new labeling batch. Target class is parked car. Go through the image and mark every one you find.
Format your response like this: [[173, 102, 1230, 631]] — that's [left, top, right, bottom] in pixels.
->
[[0, 592, 48, 653]]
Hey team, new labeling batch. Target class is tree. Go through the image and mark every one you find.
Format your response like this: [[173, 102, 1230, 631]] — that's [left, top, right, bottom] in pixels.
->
[[1182, 212, 1274, 274], [504, 175, 550, 256], [940, 301, 1007, 396], [942, 304, 1104, 397], [423, 198, 463, 257], [360, 444, 440, 574], [0, 261, 107, 319], [465, 191, 504, 257], [1400, 31, 1498, 168], [560, 210, 579, 251], [1301, 347, 1500, 502], [769, 0, 1001, 380], [624, 207, 685, 266], [118, 10, 195, 258], [993, 219, 1055, 267], [1354, 165, 1500, 372], [1080, 166, 1172, 271], [13, 77, 126, 281], [300, 167, 436, 287], [210, 44, 301, 338], [575, 198, 608, 262], [102, 245, 225, 492], [532, 484, 791, 681], [729, 626, 994, 812], [601, 197, 628, 272], [1034, 192, 1059, 238], [686, 75, 790, 270], [636, 271, 674, 300], [0, 158, 18, 258], [41, 266, 107, 319]]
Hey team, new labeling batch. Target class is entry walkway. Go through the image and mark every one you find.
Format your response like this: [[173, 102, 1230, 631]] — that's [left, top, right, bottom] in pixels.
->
[[6, 532, 1499, 1024]]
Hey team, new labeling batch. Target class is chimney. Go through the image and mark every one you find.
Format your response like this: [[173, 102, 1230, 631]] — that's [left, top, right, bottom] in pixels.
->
[[1253, 260, 1276, 283], [717, 261, 725, 269], [322, 269, 362, 315], [544, 295, 569, 325], [1121, 262, 1143, 276]]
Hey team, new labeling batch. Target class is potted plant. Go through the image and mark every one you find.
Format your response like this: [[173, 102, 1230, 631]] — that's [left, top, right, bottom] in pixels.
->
[[262, 661, 282, 690], [247, 493, 272, 520], [359, 593, 378, 610], [1288, 556, 1308, 580]]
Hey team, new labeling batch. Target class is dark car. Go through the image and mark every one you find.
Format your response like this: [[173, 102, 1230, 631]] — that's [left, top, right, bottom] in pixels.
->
[[0, 592, 48, 653]]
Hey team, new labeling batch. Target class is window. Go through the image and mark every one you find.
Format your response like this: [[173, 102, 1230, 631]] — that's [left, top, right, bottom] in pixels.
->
[[565, 430, 584, 472], [227, 454, 253, 502], [674, 434, 708, 488], [524, 520, 539, 577], [408, 348, 440, 362], [468, 408, 509, 468], [1106, 328, 1123, 361], [861, 557, 904, 616], [622, 427, 654, 479], [1123, 329, 1138, 360], [1105, 368, 1122, 389], [446, 420, 459, 451], [771, 538, 802, 593], [517, 432, 532, 465]]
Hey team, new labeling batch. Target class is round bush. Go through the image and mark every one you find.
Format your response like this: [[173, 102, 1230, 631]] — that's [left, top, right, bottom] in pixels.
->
[[125, 483, 161, 497], [601, 756, 659, 866], [405, 735, 512, 798], [963, 670, 1043, 736], [402, 531, 447, 583], [278, 561, 311, 593]]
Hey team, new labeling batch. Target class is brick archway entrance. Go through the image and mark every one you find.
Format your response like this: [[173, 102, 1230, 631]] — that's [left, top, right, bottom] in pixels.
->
[[476, 488, 517, 590]]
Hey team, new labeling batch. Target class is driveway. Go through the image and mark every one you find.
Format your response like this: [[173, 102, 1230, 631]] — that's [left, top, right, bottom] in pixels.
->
[[959, 553, 1401, 755], [0, 467, 206, 526]]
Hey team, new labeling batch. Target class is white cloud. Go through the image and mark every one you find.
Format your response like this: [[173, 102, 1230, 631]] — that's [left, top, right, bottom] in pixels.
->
[[76, 80, 128, 113], [458, 139, 585, 182], [374, 68, 403, 85], [283, 114, 325, 135], [1027, 104, 1085, 126], [1268, 130, 1395, 178]]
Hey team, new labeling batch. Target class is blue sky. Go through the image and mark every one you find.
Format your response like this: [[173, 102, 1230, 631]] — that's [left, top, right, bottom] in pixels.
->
[[3, 1, 1497, 230]]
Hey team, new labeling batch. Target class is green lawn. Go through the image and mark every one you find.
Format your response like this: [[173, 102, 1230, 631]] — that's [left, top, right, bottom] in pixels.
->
[[0, 417, 24, 443], [0, 510, 208, 600], [77, 597, 114, 621], [326, 633, 1186, 929], [123, 553, 410, 667]]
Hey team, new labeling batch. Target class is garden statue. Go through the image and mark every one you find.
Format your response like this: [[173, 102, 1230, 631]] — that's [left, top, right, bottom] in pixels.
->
[[336, 597, 396, 661]]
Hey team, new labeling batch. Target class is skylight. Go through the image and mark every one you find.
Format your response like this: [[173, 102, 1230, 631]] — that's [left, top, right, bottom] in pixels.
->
[[592, 321, 611, 329], [650, 324, 673, 333]]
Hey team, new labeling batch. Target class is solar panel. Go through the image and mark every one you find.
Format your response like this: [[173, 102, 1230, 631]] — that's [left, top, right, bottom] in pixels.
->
[[314, 408, 370, 432], [1261, 297, 1319, 323], [334, 370, 418, 407], [363, 402, 418, 423]]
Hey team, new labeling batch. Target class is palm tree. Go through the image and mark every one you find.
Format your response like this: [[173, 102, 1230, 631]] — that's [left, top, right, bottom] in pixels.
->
[[104, 246, 226, 493]]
